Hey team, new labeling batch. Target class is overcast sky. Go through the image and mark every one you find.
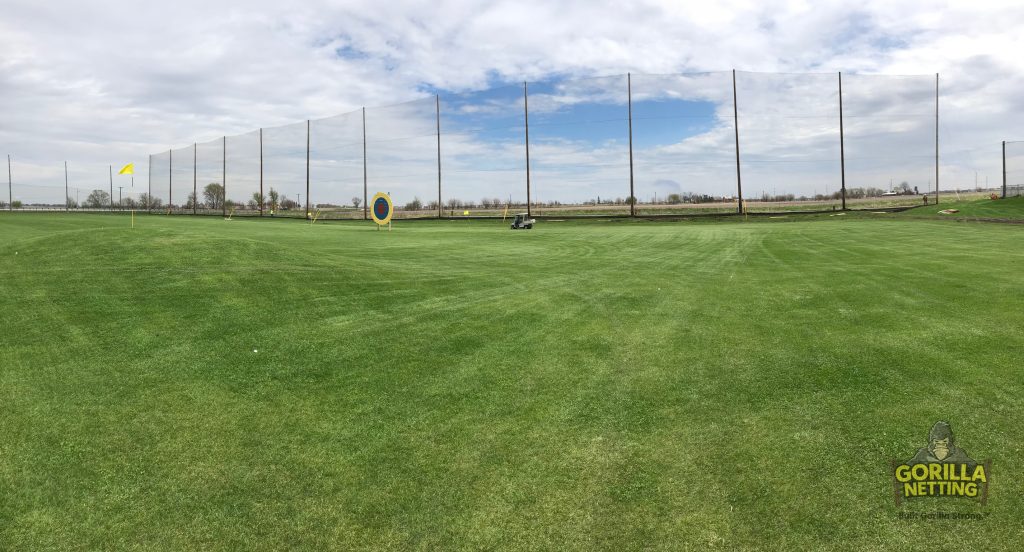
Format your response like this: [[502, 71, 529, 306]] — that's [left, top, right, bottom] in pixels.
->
[[3, 0, 1024, 203]]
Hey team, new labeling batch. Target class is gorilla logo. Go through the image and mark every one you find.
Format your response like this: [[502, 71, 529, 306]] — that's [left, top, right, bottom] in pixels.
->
[[909, 421, 975, 465]]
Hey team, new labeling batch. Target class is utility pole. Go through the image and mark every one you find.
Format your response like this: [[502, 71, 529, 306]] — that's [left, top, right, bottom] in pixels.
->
[[838, 72, 847, 210], [436, 94, 442, 219], [362, 107, 368, 220], [524, 81, 532, 218], [732, 70, 743, 213], [935, 73, 940, 204], [306, 119, 311, 218], [627, 73, 635, 217]]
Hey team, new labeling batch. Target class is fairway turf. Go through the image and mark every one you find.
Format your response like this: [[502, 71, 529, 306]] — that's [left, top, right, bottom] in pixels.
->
[[1, 212, 1022, 550]]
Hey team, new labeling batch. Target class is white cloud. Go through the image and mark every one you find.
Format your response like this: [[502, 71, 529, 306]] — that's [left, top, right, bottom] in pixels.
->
[[2, 0, 1023, 205]]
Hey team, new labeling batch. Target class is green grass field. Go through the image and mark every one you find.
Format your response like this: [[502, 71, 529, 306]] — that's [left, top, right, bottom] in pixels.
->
[[1, 210, 1022, 550]]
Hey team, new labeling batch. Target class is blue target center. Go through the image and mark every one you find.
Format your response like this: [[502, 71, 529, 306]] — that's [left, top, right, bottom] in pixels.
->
[[374, 197, 389, 218]]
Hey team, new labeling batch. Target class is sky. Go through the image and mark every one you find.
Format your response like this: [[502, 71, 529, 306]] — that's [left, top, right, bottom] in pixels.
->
[[3, 0, 1024, 205]]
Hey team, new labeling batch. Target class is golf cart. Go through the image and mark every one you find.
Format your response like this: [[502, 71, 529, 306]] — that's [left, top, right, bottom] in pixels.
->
[[510, 213, 535, 230]]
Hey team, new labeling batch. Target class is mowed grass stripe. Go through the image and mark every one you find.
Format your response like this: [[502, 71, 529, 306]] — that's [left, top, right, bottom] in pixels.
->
[[0, 212, 1022, 550]]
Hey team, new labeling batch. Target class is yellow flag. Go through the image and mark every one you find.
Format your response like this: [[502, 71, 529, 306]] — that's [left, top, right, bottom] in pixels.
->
[[463, 210, 469, 216], [118, 163, 134, 175]]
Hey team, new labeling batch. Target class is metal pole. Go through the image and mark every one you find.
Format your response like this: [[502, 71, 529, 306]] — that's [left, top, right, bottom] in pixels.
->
[[839, 71, 847, 210], [259, 128, 264, 216], [627, 72, 635, 217], [306, 119, 311, 218], [109, 165, 113, 211], [222, 136, 227, 216], [148, 154, 152, 212], [362, 107, 368, 220], [999, 141, 1007, 199], [935, 73, 940, 204], [64, 161, 69, 212], [193, 142, 197, 215], [7, 154, 12, 211], [524, 81, 532, 218], [732, 69, 743, 213], [436, 94, 442, 219], [168, 149, 172, 213]]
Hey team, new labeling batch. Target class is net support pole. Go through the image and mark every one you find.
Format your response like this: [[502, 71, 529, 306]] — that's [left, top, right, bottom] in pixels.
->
[[838, 72, 847, 210], [627, 72, 635, 217], [362, 107, 368, 220], [109, 165, 114, 211], [524, 81, 532, 219], [999, 141, 1007, 199], [193, 143, 197, 215], [222, 136, 227, 216], [732, 69, 743, 214], [436, 94, 442, 219], [148, 154, 152, 212], [168, 149, 172, 212], [306, 119, 311, 218], [64, 161, 69, 212], [7, 154, 12, 211], [935, 73, 940, 204], [259, 128, 264, 216]]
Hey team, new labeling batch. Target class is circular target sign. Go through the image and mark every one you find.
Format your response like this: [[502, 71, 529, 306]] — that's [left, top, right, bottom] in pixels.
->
[[370, 192, 393, 225]]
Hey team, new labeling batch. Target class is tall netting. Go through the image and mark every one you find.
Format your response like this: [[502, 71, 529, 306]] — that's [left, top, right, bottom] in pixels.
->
[[225, 130, 260, 215], [1004, 141, 1024, 198], [7, 160, 69, 210], [309, 110, 364, 219], [262, 121, 309, 217], [842, 74, 936, 208], [735, 72, 841, 212], [10, 182, 66, 210], [631, 72, 738, 215], [148, 151, 170, 212], [196, 137, 224, 214], [439, 84, 526, 217], [365, 98, 438, 218], [170, 144, 196, 213], [526, 75, 630, 215]]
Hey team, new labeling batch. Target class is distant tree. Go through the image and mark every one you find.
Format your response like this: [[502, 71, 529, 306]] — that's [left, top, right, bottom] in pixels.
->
[[352, 196, 361, 209], [185, 192, 197, 209], [11, 200, 22, 209], [138, 193, 163, 209], [66, 196, 78, 209], [85, 189, 110, 208], [122, 198, 137, 208], [899, 181, 911, 194], [666, 193, 682, 204], [0, 200, 7, 208], [268, 189, 280, 210], [203, 183, 224, 209], [280, 197, 298, 209], [625, 196, 636, 206], [427, 200, 439, 210], [405, 197, 423, 210], [251, 192, 264, 210]]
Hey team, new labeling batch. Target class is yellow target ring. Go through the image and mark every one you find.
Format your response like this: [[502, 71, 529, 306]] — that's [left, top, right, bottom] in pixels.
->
[[370, 192, 393, 225]]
